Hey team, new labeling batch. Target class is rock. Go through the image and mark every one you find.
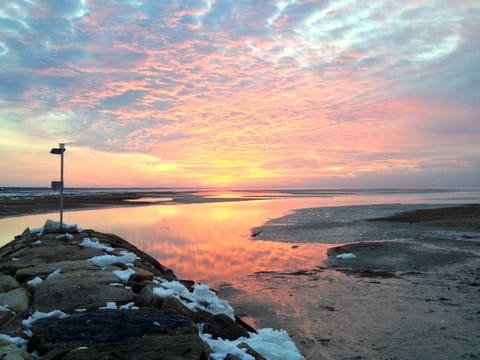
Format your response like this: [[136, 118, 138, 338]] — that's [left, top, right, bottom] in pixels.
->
[[0, 274, 19, 292], [0, 243, 102, 275], [161, 295, 199, 321], [15, 260, 97, 283], [127, 267, 155, 293], [0, 315, 26, 338], [0, 310, 16, 327], [89, 232, 176, 280], [203, 313, 250, 340], [137, 284, 165, 308], [0, 343, 36, 360], [30, 308, 209, 359], [33, 270, 135, 312], [44, 334, 210, 360], [0, 287, 31, 313]]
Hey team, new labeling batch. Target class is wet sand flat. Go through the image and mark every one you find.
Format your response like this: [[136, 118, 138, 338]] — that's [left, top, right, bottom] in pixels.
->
[[219, 204, 480, 359]]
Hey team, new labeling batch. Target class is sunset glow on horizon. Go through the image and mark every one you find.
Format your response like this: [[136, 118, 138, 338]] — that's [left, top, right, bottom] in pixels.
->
[[1, 1, 479, 188]]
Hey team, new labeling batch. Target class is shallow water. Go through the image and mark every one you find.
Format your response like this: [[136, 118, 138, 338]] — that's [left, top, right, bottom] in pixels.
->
[[1, 189, 479, 286]]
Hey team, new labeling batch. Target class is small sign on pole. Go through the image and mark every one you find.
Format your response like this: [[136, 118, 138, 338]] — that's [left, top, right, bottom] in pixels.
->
[[51, 181, 63, 191]]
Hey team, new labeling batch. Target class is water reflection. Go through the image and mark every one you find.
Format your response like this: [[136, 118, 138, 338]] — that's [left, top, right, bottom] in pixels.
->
[[0, 198, 330, 286], [1, 189, 479, 287]]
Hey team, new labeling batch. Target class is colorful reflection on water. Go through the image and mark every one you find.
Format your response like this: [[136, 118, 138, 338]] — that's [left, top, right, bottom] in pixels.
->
[[0, 197, 333, 286], [1, 189, 478, 286]]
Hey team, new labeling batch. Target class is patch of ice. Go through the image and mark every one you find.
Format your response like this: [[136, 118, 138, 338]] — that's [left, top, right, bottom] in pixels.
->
[[88, 250, 139, 268], [119, 302, 138, 310], [201, 328, 304, 360], [46, 269, 61, 281], [153, 287, 176, 298], [11, 257, 20, 261], [193, 284, 235, 319], [30, 227, 44, 236], [153, 281, 235, 319], [113, 268, 135, 282], [100, 302, 117, 310], [109, 282, 124, 287], [33, 240, 42, 246], [30, 220, 81, 236], [0, 305, 10, 312], [80, 237, 114, 253], [22, 310, 69, 330], [336, 253, 357, 260], [99, 301, 139, 310], [27, 276, 43, 287], [44, 219, 78, 232], [0, 333, 28, 350], [56, 233, 74, 241], [74, 308, 87, 312]]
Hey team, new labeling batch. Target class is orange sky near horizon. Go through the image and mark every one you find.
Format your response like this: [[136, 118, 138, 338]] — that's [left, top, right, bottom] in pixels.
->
[[1, 1, 479, 188]]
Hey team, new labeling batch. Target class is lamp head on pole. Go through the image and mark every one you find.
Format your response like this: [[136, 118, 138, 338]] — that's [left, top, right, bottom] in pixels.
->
[[50, 143, 66, 155]]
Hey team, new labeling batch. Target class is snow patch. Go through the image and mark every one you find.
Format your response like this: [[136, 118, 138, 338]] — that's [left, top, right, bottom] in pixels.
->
[[113, 268, 135, 282], [22, 310, 69, 331], [100, 302, 118, 310], [153, 280, 235, 319], [336, 253, 357, 260], [56, 233, 74, 241], [88, 250, 139, 268], [46, 269, 61, 281], [80, 237, 114, 252], [27, 276, 43, 287], [0, 333, 28, 350], [201, 328, 304, 360], [99, 301, 139, 310], [30, 220, 80, 236]]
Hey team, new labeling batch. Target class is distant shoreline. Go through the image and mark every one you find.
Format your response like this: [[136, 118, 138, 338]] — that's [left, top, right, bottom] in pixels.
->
[[0, 191, 261, 219]]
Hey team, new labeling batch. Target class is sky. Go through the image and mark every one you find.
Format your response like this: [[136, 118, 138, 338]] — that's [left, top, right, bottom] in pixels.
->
[[0, 0, 479, 188]]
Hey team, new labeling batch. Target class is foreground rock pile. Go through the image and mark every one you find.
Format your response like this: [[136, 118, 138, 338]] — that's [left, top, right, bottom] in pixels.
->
[[0, 221, 275, 359]]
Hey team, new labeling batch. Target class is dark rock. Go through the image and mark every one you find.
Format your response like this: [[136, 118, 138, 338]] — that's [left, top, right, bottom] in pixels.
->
[[203, 314, 250, 340], [30, 308, 208, 359], [33, 270, 134, 312], [46, 334, 210, 360], [161, 295, 198, 321]]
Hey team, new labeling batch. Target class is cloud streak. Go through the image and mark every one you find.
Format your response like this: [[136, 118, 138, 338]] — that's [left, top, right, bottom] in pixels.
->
[[1, 0, 479, 187]]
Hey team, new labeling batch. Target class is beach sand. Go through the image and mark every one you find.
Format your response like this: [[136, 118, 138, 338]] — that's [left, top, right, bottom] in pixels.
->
[[219, 205, 480, 359]]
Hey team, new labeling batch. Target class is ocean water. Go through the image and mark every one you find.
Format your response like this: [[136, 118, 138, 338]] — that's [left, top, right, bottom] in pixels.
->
[[1, 188, 479, 286]]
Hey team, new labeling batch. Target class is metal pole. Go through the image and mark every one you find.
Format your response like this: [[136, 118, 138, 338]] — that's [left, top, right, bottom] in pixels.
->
[[59, 143, 64, 230]]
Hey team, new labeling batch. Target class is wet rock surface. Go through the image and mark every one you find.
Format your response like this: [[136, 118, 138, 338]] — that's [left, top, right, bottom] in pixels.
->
[[0, 225, 260, 359]]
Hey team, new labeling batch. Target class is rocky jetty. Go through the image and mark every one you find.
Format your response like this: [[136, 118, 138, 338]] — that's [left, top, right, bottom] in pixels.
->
[[0, 220, 302, 359]]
